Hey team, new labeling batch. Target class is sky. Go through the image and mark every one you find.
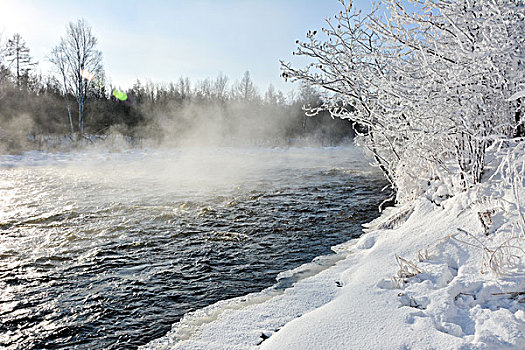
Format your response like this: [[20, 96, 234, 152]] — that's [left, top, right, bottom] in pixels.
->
[[0, 0, 371, 94]]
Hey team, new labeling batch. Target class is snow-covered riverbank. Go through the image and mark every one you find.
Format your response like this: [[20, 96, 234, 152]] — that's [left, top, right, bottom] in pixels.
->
[[143, 147, 524, 350], [262, 190, 524, 350]]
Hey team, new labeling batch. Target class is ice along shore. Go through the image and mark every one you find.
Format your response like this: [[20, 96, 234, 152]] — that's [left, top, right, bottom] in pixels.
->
[[142, 149, 524, 350]]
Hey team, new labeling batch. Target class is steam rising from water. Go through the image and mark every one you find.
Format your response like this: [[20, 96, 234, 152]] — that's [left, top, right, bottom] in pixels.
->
[[2, 146, 367, 198], [0, 147, 386, 349], [134, 98, 353, 149]]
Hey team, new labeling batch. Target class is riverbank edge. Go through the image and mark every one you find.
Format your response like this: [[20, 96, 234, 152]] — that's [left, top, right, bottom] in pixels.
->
[[260, 166, 525, 349], [141, 150, 524, 350]]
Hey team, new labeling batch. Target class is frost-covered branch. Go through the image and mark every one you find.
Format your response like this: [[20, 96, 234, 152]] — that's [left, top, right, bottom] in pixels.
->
[[282, 0, 525, 203]]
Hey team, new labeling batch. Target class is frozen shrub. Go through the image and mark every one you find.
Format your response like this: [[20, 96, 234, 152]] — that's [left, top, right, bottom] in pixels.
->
[[282, 0, 525, 203]]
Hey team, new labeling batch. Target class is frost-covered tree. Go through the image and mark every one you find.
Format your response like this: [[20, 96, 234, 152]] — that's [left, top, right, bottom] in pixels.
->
[[264, 84, 277, 105], [213, 73, 229, 102], [177, 77, 192, 101], [264, 85, 287, 107], [195, 78, 212, 100], [370, 0, 525, 190], [234, 71, 259, 102], [50, 19, 104, 135], [282, 0, 525, 203]]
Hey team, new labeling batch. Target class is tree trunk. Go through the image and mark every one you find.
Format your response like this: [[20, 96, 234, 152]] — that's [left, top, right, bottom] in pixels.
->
[[516, 99, 524, 138], [67, 104, 74, 135], [78, 76, 84, 135]]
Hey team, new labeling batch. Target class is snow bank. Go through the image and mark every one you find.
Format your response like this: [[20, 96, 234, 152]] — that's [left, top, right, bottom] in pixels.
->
[[262, 192, 524, 350], [142, 153, 524, 350]]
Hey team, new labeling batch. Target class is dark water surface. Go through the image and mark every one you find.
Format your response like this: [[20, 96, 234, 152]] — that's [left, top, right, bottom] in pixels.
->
[[0, 147, 387, 349]]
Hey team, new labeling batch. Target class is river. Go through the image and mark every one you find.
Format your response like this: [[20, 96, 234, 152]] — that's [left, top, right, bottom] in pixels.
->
[[0, 147, 387, 349]]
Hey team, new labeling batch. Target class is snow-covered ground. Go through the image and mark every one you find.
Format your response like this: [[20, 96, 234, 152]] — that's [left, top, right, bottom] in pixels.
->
[[143, 151, 524, 350]]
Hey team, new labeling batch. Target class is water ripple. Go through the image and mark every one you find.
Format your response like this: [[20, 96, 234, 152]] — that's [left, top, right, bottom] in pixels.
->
[[0, 148, 387, 349]]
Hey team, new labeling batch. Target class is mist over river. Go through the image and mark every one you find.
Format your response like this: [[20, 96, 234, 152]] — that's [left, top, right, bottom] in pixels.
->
[[0, 147, 387, 349]]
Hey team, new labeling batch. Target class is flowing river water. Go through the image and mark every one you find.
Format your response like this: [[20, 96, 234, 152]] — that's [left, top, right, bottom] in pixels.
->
[[0, 147, 387, 349]]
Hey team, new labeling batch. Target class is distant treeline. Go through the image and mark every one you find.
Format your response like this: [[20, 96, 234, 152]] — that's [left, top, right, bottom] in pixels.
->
[[0, 30, 354, 152]]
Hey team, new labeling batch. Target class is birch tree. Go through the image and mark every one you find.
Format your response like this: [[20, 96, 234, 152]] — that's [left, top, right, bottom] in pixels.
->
[[50, 19, 103, 135]]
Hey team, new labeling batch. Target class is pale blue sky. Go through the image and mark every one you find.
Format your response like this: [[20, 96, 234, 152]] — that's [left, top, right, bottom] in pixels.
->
[[0, 0, 371, 93]]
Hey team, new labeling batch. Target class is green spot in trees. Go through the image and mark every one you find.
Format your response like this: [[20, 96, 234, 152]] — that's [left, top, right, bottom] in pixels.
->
[[112, 89, 128, 101]]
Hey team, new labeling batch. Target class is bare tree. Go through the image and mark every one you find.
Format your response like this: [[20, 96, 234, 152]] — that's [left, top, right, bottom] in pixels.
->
[[0, 33, 8, 85], [5, 34, 37, 86], [49, 19, 103, 136], [235, 71, 259, 102], [264, 84, 277, 105], [178, 77, 191, 100], [50, 47, 75, 135], [195, 78, 212, 100], [213, 73, 229, 102]]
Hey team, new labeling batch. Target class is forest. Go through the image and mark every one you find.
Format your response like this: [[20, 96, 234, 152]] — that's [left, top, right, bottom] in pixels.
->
[[0, 22, 354, 153]]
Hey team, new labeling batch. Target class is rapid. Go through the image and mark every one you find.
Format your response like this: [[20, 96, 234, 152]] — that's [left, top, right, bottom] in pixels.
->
[[0, 147, 387, 349]]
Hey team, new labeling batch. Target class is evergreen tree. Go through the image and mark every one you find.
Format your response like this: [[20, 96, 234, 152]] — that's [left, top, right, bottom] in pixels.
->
[[5, 33, 37, 86], [235, 71, 259, 102]]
